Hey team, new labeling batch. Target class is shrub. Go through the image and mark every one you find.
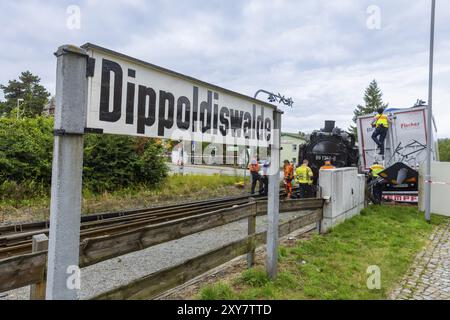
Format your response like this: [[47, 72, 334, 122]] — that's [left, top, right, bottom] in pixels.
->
[[0, 116, 168, 196], [0, 117, 53, 185]]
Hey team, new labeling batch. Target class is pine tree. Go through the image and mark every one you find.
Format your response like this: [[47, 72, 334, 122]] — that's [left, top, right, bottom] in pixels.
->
[[348, 80, 389, 135], [0, 71, 50, 117]]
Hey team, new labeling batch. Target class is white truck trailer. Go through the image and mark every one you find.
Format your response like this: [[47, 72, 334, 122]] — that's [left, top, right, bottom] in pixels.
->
[[356, 104, 439, 203]]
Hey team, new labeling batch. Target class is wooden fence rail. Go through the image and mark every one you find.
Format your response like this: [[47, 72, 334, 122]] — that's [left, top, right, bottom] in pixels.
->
[[0, 198, 323, 297], [93, 209, 322, 300]]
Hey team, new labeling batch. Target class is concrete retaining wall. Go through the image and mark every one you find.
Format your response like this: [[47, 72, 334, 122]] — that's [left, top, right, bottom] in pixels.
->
[[419, 162, 450, 217], [319, 167, 366, 232]]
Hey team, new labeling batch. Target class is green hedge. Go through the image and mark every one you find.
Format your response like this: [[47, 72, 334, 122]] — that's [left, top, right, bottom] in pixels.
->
[[0, 116, 168, 196]]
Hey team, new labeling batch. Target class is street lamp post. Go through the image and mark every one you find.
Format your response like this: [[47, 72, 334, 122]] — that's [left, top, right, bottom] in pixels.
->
[[425, 0, 436, 223], [253, 89, 292, 279], [246, 90, 294, 185]]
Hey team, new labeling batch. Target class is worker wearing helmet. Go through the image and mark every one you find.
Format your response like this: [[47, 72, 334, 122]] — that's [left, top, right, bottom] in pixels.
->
[[369, 161, 385, 204], [295, 159, 314, 198], [320, 158, 336, 170], [283, 160, 294, 198], [259, 160, 270, 196], [371, 108, 390, 155], [369, 161, 385, 178], [248, 159, 260, 195]]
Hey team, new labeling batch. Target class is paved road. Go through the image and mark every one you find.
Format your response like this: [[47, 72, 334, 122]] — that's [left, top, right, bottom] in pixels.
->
[[390, 221, 450, 300]]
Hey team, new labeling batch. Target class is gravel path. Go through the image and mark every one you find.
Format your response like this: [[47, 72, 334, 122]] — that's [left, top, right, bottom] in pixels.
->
[[1, 210, 308, 300], [390, 221, 450, 300]]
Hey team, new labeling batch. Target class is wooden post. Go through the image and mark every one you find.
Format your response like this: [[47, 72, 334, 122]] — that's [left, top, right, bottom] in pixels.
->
[[247, 204, 257, 268], [30, 234, 48, 300], [316, 220, 322, 234]]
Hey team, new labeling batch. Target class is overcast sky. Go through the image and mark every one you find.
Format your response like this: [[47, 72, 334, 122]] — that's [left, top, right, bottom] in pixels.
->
[[1, 0, 449, 137]]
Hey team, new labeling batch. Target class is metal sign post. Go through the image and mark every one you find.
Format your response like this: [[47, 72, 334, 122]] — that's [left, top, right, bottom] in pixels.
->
[[425, 0, 436, 223], [46, 45, 88, 299], [266, 110, 281, 279], [425, 0, 436, 222], [44, 43, 280, 297]]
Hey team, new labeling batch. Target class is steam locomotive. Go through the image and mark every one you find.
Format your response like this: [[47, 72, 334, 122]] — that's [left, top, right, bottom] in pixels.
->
[[298, 121, 359, 184]]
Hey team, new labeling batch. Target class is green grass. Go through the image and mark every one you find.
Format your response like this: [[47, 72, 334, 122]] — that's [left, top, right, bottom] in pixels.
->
[[0, 174, 243, 223], [199, 205, 448, 300]]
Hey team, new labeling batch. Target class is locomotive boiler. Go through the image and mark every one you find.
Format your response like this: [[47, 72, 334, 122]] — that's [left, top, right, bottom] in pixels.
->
[[298, 121, 359, 184]]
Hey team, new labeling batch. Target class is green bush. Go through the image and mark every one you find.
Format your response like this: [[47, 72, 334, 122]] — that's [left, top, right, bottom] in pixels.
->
[[439, 139, 450, 162], [0, 116, 168, 196], [0, 117, 53, 185]]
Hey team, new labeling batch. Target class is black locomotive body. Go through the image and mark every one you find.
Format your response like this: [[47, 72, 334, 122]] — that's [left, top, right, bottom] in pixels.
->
[[298, 121, 359, 183]]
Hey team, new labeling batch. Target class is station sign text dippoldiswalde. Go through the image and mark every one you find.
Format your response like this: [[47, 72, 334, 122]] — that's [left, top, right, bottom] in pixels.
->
[[83, 44, 276, 147]]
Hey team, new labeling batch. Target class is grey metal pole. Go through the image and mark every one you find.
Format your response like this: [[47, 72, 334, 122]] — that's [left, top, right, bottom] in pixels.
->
[[46, 45, 88, 299], [266, 110, 281, 279], [425, 0, 436, 223]]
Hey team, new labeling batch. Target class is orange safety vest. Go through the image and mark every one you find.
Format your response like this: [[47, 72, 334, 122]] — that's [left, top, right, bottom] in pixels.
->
[[248, 163, 259, 173], [320, 164, 336, 170], [284, 164, 294, 180]]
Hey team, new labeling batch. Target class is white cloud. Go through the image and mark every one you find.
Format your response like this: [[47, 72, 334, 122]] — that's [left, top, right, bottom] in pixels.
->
[[0, 0, 449, 137]]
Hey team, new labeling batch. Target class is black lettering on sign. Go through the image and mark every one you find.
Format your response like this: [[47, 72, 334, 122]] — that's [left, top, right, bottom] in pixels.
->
[[100, 59, 123, 122], [256, 107, 264, 140], [137, 85, 156, 134], [200, 90, 212, 133], [219, 107, 230, 136], [95, 61, 273, 143], [177, 96, 191, 130], [230, 109, 244, 137], [125, 68, 136, 124], [243, 112, 252, 139], [264, 118, 271, 141], [126, 82, 135, 124], [213, 92, 219, 134], [192, 86, 199, 133], [158, 90, 175, 136]]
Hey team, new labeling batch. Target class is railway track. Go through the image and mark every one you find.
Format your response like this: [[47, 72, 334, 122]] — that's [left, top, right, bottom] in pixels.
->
[[0, 193, 276, 260]]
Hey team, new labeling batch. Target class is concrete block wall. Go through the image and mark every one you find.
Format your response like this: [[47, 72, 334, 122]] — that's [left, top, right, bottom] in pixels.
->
[[419, 162, 450, 217], [319, 168, 366, 232]]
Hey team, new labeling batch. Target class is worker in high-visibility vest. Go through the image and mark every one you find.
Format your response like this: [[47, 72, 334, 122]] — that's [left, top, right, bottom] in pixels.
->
[[283, 160, 294, 199], [369, 162, 385, 178], [248, 159, 260, 195], [369, 161, 385, 204], [371, 108, 390, 155], [295, 159, 314, 198], [320, 158, 336, 170]]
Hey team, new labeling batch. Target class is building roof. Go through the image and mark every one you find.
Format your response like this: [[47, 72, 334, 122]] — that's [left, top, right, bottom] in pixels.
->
[[281, 132, 307, 141]]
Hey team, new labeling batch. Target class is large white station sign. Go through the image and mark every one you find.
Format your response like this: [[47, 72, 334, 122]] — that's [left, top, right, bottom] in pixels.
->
[[83, 44, 275, 147]]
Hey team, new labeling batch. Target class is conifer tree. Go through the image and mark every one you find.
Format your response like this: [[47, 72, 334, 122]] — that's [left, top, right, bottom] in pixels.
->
[[348, 79, 389, 135]]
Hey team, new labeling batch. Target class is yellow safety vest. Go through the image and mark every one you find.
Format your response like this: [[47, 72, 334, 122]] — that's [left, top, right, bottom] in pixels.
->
[[375, 114, 389, 128], [296, 165, 313, 185], [370, 164, 385, 177]]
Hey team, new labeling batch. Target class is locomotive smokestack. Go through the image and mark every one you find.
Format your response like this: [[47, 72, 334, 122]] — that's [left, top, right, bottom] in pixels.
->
[[323, 120, 335, 133]]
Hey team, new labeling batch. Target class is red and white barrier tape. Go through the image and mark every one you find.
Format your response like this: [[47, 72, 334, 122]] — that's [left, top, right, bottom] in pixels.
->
[[425, 180, 450, 186]]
